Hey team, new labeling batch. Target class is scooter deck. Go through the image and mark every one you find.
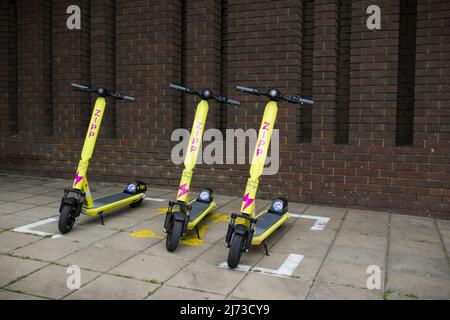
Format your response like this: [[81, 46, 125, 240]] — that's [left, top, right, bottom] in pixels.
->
[[187, 200, 216, 230], [251, 210, 290, 245], [82, 192, 145, 216]]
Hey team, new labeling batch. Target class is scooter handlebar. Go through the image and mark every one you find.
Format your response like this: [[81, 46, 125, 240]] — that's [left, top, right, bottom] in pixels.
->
[[169, 83, 194, 94], [70, 83, 92, 92], [283, 95, 314, 106], [214, 95, 240, 106], [236, 85, 260, 96]]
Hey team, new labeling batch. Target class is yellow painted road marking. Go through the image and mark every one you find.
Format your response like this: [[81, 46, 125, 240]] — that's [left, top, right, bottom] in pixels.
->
[[131, 229, 164, 239]]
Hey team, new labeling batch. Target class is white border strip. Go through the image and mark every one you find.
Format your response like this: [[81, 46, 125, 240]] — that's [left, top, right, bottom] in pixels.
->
[[289, 214, 330, 231], [144, 197, 166, 202], [13, 217, 62, 239], [219, 253, 304, 278]]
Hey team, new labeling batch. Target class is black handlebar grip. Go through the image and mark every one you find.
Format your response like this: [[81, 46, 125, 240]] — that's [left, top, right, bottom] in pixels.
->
[[214, 96, 240, 106], [285, 96, 314, 106], [236, 85, 260, 95], [169, 83, 193, 94], [225, 98, 240, 106], [123, 95, 136, 102], [70, 83, 91, 91]]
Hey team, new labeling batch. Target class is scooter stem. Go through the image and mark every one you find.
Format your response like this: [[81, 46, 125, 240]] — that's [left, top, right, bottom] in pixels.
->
[[240, 100, 278, 218], [72, 97, 106, 190], [176, 99, 209, 202]]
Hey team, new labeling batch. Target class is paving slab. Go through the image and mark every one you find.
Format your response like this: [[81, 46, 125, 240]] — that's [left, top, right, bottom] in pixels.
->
[[302, 205, 347, 218], [317, 259, 384, 290], [0, 214, 39, 230], [389, 238, 447, 259], [390, 215, 441, 243], [57, 244, 136, 272], [143, 238, 211, 260], [41, 179, 72, 188], [13, 206, 58, 220], [307, 280, 382, 300], [436, 219, 450, 232], [0, 202, 36, 215], [388, 252, 449, 278], [346, 209, 389, 222], [0, 289, 45, 300], [327, 245, 386, 267], [340, 217, 389, 237], [95, 231, 159, 252], [56, 224, 118, 245], [0, 231, 41, 253], [147, 285, 225, 300], [231, 273, 311, 300], [386, 270, 450, 300], [167, 261, 246, 296], [64, 274, 159, 300], [283, 227, 338, 244], [334, 231, 387, 251], [11, 237, 85, 262], [0, 255, 47, 288], [270, 237, 330, 259], [109, 253, 190, 283], [20, 186, 59, 194], [6, 264, 100, 300], [0, 192, 35, 202], [16, 195, 58, 206]]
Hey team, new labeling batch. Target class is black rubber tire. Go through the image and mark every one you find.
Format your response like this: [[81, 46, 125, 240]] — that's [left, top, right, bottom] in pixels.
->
[[58, 204, 76, 234], [227, 233, 245, 269], [166, 220, 183, 252], [130, 198, 144, 208]]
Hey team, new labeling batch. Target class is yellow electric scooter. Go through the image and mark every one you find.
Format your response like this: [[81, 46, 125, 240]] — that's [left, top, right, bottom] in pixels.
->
[[164, 84, 240, 251], [225, 85, 313, 268], [58, 83, 147, 234]]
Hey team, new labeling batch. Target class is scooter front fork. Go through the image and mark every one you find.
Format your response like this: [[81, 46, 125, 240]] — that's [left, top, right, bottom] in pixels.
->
[[225, 213, 256, 252], [163, 200, 191, 236], [59, 187, 84, 220]]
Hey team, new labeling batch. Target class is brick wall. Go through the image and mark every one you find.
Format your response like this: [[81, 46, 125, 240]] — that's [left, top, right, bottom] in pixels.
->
[[0, 0, 449, 219]]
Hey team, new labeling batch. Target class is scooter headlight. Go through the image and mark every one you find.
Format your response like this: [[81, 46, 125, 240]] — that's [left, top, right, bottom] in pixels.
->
[[126, 183, 137, 194], [271, 200, 284, 214], [197, 188, 213, 203], [199, 190, 210, 201]]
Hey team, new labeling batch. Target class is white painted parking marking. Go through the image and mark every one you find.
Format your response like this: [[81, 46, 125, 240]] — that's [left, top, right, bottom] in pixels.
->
[[289, 214, 330, 231], [218, 253, 304, 278], [13, 217, 62, 239], [144, 197, 166, 202]]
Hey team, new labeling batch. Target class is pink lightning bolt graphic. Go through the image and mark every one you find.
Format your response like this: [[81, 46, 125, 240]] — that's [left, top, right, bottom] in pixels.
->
[[178, 183, 189, 198], [242, 193, 254, 210], [74, 171, 83, 186]]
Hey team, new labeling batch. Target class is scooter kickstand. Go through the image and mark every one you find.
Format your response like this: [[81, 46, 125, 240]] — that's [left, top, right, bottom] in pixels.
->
[[195, 226, 201, 239], [99, 214, 105, 226], [263, 242, 270, 256]]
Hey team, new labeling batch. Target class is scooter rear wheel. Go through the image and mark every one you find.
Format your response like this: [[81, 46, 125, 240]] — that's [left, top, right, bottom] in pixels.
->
[[166, 220, 183, 252], [58, 204, 76, 234], [227, 233, 245, 269]]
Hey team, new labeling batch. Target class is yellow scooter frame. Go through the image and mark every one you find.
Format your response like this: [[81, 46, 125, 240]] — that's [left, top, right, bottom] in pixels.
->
[[58, 83, 146, 234], [225, 86, 313, 268], [164, 84, 240, 252]]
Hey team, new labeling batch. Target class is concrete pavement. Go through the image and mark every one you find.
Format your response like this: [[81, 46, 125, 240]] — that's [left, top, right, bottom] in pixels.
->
[[0, 173, 448, 300]]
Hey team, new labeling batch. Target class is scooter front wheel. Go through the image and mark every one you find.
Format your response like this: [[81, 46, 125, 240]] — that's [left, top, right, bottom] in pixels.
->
[[166, 220, 183, 252], [227, 233, 245, 269], [58, 204, 76, 234]]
